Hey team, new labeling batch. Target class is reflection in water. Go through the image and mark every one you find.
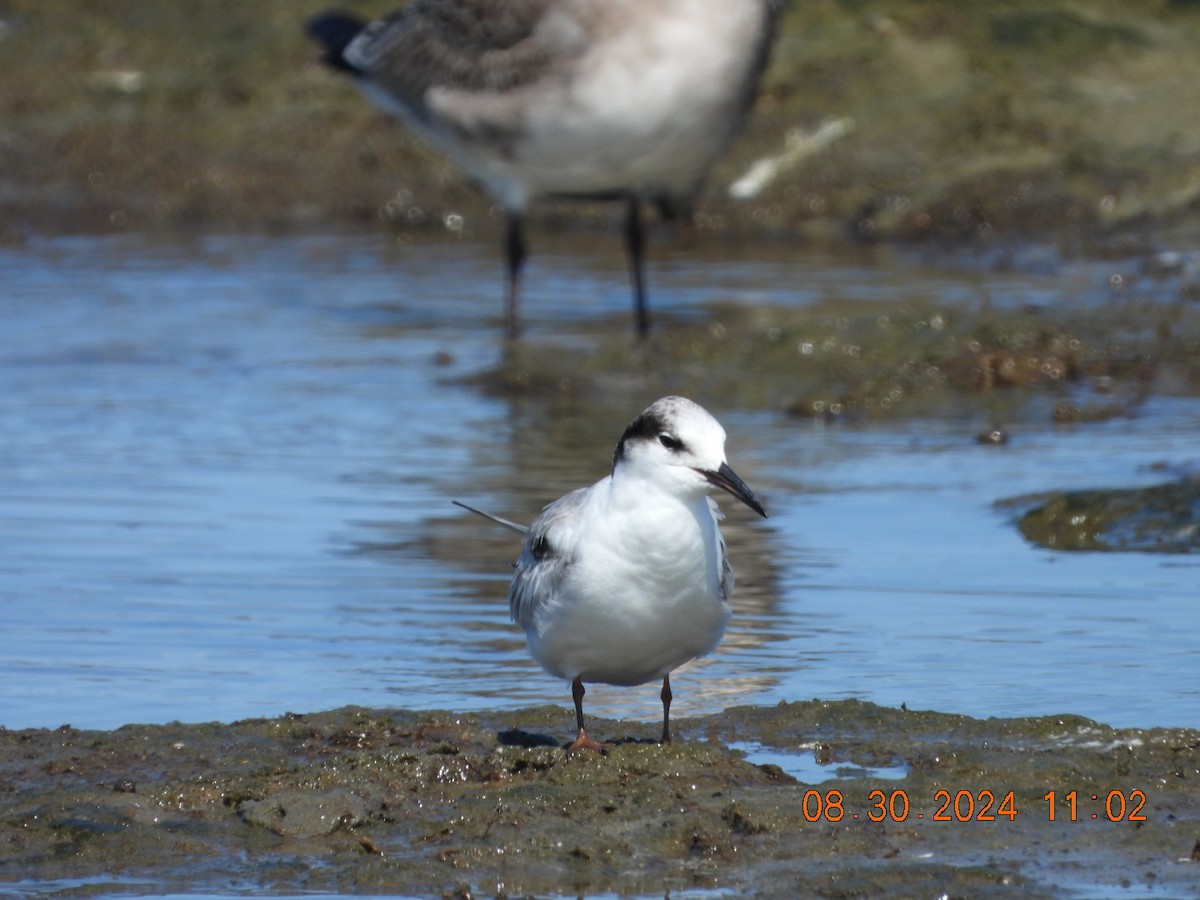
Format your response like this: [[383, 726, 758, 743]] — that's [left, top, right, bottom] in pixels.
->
[[0, 234, 1197, 732]]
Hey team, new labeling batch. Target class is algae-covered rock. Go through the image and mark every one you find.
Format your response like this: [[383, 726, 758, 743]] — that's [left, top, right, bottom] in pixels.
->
[[2, 703, 1198, 897], [1011, 477, 1200, 552], [471, 295, 1200, 423], [239, 788, 370, 837]]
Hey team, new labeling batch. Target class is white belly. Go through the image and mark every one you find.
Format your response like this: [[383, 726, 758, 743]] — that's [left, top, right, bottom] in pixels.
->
[[526, 494, 731, 686]]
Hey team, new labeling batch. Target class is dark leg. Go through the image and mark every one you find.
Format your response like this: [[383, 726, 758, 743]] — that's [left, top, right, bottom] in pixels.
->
[[657, 195, 696, 251], [569, 676, 605, 751], [504, 212, 527, 340], [660, 674, 672, 743], [623, 195, 650, 337]]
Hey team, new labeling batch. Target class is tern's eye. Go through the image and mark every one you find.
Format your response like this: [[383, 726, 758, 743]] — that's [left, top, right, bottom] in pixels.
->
[[658, 434, 684, 452]]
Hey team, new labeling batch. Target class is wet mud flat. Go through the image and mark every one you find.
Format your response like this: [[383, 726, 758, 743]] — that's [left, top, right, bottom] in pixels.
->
[[3, 702, 1198, 897]]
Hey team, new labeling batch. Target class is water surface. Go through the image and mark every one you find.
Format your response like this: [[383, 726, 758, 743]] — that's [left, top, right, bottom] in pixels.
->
[[1, 233, 1196, 731]]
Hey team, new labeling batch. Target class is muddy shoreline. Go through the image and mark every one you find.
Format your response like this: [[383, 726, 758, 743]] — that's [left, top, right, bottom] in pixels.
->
[[3, 702, 1198, 897]]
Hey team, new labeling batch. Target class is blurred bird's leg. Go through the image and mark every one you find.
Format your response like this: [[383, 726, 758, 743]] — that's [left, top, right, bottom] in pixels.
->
[[660, 674, 672, 743], [504, 212, 527, 340]]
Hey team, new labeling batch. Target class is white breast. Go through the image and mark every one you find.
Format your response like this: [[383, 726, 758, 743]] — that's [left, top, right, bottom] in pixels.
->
[[525, 477, 731, 686]]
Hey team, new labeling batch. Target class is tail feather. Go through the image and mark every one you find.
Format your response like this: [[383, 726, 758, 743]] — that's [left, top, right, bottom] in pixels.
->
[[307, 11, 367, 74], [452, 500, 529, 536]]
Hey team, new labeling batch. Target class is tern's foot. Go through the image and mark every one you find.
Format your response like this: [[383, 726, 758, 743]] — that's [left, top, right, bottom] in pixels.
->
[[567, 730, 607, 752]]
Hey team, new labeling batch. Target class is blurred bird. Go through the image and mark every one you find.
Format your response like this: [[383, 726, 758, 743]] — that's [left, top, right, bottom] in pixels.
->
[[457, 396, 767, 749], [308, 0, 781, 338]]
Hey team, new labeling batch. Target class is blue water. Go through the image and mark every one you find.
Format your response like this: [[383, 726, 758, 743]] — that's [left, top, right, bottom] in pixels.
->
[[1, 233, 1196, 732]]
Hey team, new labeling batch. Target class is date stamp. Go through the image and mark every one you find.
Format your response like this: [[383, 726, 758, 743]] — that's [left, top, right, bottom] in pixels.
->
[[793, 789, 1149, 823]]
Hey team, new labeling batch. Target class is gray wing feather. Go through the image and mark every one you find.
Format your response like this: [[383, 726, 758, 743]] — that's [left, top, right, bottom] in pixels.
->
[[346, 0, 581, 119], [508, 486, 589, 630], [709, 496, 735, 603]]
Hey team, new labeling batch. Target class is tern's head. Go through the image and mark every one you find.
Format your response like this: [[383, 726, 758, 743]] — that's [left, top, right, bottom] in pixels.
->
[[612, 397, 767, 517]]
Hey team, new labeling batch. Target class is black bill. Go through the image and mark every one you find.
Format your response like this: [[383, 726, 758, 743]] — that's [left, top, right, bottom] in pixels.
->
[[699, 462, 768, 518]]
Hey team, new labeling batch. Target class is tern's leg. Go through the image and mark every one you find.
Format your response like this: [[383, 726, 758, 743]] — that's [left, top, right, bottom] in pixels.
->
[[660, 674, 673, 743], [569, 676, 605, 751], [623, 195, 650, 337], [504, 211, 527, 340]]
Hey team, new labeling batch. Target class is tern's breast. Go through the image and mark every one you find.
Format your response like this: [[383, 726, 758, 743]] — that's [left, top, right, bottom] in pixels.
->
[[526, 489, 731, 686]]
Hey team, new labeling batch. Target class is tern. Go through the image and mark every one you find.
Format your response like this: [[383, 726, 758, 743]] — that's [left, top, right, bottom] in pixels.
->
[[308, 0, 781, 338], [457, 396, 767, 749]]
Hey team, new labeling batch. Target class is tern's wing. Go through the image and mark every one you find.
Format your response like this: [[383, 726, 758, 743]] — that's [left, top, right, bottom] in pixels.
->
[[709, 496, 735, 603], [508, 486, 589, 631]]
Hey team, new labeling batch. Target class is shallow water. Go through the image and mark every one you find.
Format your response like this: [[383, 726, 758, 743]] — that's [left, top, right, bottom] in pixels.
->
[[1, 233, 1196, 732]]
